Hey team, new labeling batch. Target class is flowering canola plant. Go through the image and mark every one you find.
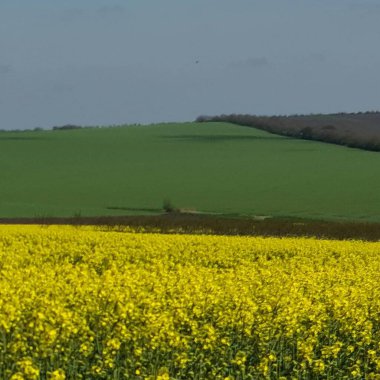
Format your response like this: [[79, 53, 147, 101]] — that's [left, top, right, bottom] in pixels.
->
[[1, 225, 380, 379]]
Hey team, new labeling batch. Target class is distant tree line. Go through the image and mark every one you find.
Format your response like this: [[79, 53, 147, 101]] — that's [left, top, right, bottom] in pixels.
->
[[51, 123, 143, 131], [196, 112, 380, 152], [0, 123, 145, 133], [52, 124, 83, 131]]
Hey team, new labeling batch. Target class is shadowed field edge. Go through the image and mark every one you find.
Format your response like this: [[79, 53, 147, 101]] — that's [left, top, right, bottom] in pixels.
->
[[0, 213, 379, 241]]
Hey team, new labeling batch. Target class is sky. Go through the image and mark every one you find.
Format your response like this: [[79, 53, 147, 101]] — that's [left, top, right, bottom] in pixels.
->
[[1, 0, 380, 130]]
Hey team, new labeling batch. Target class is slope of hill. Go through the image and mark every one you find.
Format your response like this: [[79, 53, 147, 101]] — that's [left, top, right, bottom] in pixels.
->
[[198, 112, 380, 151], [1, 122, 380, 221]]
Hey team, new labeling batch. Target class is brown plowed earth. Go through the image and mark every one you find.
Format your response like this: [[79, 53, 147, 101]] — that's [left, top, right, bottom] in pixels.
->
[[1, 213, 380, 241]]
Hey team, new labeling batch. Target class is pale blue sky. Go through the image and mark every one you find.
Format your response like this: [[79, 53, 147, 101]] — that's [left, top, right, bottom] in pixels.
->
[[1, 0, 380, 129]]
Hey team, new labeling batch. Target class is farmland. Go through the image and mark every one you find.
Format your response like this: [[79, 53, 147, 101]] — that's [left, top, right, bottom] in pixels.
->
[[2, 225, 380, 379], [1, 122, 380, 222], [2, 122, 380, 379]]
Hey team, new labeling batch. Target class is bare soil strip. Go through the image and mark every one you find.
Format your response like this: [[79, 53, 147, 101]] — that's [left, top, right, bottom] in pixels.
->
[[1, 213, 379, 241]]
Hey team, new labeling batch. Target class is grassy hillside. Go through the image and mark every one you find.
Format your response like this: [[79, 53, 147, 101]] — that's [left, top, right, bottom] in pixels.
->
[[1, 122, 380, 221], [199, 112, 380, 151]]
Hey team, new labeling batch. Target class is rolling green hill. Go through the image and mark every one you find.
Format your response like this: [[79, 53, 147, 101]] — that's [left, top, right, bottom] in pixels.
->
[[1, 122, 380, 221]]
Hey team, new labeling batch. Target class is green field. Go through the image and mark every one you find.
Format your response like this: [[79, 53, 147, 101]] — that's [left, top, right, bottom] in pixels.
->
[[1, 122, 380, 221]]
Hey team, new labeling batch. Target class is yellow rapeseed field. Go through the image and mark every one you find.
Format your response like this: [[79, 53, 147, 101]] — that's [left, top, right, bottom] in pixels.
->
[[1, 225, 380, 379]]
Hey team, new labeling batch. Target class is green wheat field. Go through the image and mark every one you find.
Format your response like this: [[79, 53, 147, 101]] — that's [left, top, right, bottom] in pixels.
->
[[1, 122, 380, 221]]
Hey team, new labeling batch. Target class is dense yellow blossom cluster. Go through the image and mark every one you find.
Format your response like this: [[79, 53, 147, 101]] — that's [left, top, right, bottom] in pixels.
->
[[1, 225, 380, 379]]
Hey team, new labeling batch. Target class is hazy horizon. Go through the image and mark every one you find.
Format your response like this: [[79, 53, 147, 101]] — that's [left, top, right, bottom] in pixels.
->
[[1, 0, 380, 130]]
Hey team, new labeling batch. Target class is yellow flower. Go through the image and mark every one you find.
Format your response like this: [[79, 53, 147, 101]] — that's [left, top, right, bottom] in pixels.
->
[[49, 369, 66, 380], [1, 225, 380, 378]]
